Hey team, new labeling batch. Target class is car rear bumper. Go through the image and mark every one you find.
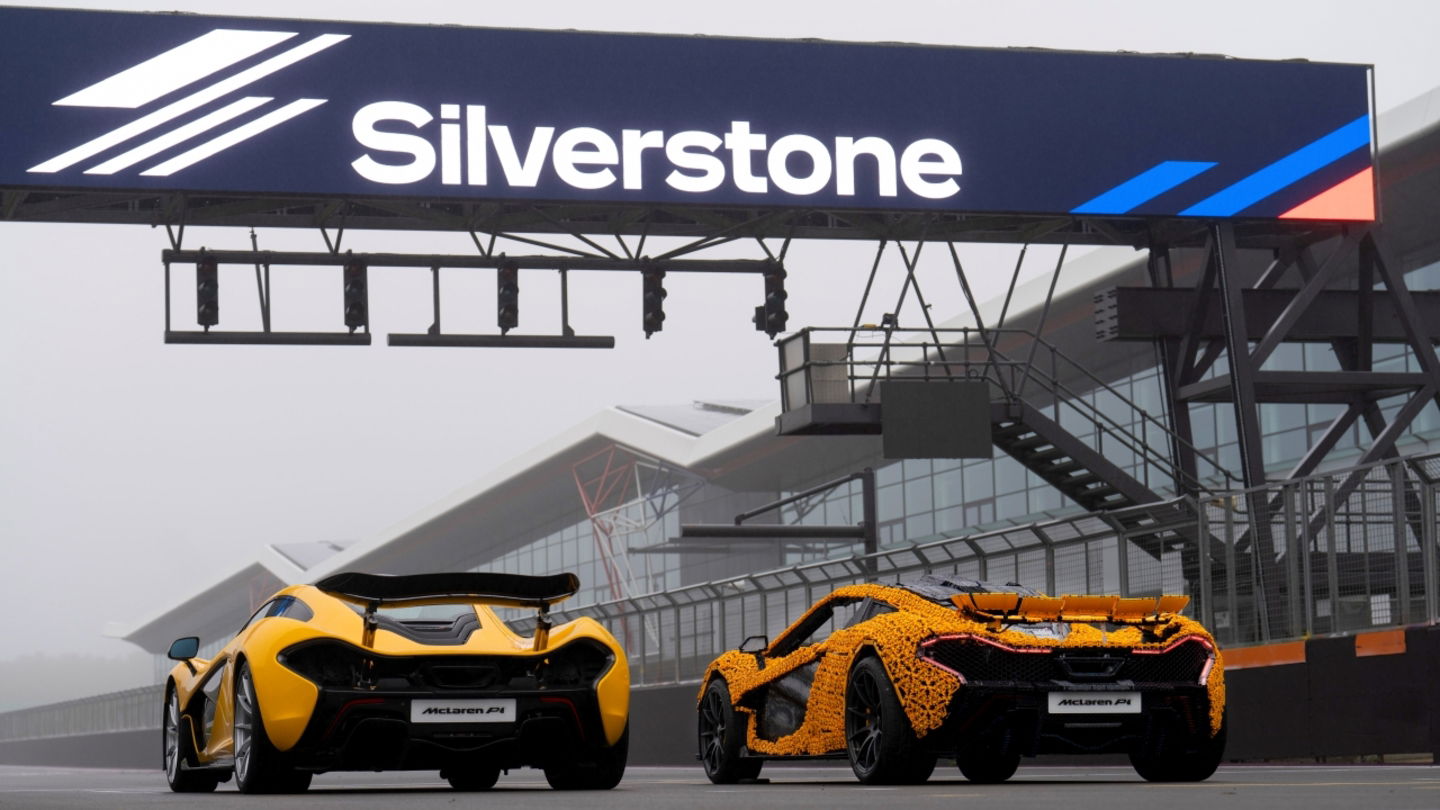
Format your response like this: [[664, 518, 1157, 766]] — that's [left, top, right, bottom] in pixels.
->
[[927, 682, 1215, 757], [285, 686, 611, 772]]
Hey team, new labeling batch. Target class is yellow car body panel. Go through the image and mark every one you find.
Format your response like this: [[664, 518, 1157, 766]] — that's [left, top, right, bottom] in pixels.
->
[[547, 616, 630, 745]]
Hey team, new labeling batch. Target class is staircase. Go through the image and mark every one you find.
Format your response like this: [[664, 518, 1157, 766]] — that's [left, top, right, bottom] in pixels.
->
[[776, 327, 1236, 562], [991, 402, 1162, 512], [991, 401, 1201, 559]]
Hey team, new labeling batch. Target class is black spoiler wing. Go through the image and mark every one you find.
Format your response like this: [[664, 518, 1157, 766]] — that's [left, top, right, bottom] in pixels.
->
[[315, 572, 580, 609]]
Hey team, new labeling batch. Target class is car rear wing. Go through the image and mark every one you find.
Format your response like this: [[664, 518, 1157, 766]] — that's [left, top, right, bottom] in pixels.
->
[[952, 592, 1190, 627], [317, 572, 581, 651], [316, 571, 579, 610]]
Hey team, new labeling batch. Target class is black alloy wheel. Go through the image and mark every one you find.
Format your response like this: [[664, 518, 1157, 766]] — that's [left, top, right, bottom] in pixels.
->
[[697, 678, 763, 784], [843, 656, 935, 784]]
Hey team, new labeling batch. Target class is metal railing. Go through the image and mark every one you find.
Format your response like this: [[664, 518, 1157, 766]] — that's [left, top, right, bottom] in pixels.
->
[[0, 685, 160, 743], [4, 453, 1436, 741]]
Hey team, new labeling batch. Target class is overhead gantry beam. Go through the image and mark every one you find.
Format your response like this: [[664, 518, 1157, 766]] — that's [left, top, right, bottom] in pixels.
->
[[0, 188, 1347, 249]]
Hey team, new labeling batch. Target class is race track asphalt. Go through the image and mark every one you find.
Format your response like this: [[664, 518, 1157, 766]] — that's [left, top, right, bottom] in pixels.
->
[[1, 763, 1437, 809]]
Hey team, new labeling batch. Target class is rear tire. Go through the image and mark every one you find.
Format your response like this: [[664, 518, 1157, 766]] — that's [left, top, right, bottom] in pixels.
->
[[957, 750, 1020, 783], [233, 661, 312, 794], [844, 656, 934, 784], [698, 678, 763, 784], [162, 687, 218, 793], [1129, 712, 1227, 782], [444, 766, 500, 790], [544, 724, 628, 790]]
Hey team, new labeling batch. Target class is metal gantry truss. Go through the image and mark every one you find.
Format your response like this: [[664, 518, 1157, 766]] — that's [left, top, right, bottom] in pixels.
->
[[159, 246, 781, 347], [11, 187, 1436, 599]]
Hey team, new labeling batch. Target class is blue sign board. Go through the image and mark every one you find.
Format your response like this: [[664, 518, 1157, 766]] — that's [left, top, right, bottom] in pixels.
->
[[0, 7, 1376, 220]]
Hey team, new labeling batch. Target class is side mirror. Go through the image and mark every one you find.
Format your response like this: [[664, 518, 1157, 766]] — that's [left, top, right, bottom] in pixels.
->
[[739, 635, 768, 669], [167, 636, 199, 661]]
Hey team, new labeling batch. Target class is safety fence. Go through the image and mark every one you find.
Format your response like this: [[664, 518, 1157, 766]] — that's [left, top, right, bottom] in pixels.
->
[[3, 452, 1436, 742], [0, 685, 160, 743]]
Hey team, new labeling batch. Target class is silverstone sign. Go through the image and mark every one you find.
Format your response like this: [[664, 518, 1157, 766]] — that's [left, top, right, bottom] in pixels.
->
[[0, 7, 1376, 220]]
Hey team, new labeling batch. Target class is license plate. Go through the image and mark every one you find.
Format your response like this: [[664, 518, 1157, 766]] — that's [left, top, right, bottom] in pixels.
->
[[410, 698, 516, 723], [1047, 692, 1141, 714]]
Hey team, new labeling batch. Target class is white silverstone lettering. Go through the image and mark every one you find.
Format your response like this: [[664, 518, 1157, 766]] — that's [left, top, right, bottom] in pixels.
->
[[900, 138, 963, 199], [724, 120, 768, 193], [490, 124, 554, 188], [439, 104, 461, 186], [768, 133, 832, 196], [665, 130, 725, 193], [465, 105, 487, 186], [552, 127, 619, 190], [836, 136, 898, 197], [621, 130, 664, 190], [350, 104, 963, 199], [351, 101, 435, 184]]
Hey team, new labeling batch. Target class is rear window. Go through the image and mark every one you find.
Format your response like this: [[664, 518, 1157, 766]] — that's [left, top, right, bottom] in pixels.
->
[[347, 602, 478, 623], [901, 574, 1041, 605]]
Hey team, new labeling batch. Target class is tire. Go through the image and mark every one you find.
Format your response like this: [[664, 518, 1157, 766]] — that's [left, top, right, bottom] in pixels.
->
[[444, 766, 501, 790], [162, 687, 218, 793], [901, 754, 938, 784], [1129, 712, 1227, 783], [233, 661, 312, 794], [844, 656, 935, 785], [544, 724, 629, 790], [697, 678, 763, 784], [957, 750, 1020, 783]]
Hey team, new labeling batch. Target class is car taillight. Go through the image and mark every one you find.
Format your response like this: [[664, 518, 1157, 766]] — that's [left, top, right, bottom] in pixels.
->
[[535, 639, 614, 688], [279, 640, 373, 688]]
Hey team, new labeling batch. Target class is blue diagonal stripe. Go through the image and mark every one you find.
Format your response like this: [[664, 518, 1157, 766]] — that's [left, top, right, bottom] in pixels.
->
[[1071, 160, 1217, 214], [1180, 115, 1371, 217]]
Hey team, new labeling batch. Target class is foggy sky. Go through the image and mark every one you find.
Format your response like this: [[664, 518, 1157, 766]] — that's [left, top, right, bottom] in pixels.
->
[[3, 0, 1438, 701]]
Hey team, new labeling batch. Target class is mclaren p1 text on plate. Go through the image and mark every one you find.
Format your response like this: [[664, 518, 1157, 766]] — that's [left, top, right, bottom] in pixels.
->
[[411, 699, 516, 723], [1047, 693, 1141, 714]]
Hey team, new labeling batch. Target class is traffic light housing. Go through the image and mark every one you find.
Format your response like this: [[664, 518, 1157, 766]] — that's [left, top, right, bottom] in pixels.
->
[[753, 262, 788, 338], [642, 268, 667, 338], [196, 251, 219, 329], [342, 256, 368, 332], [497, 260, 519, 334]]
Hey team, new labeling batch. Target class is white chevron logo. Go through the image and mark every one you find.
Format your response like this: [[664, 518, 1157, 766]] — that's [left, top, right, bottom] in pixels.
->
[[28, 28, 348, 177]]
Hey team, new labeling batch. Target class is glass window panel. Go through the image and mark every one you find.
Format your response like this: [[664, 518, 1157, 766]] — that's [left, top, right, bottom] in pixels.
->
[[903, 459, 932, 480], [905, 476, 933, 514], [996, 491, 1027, 521], [963, 463, 994, 500], [1029, 485, 1062, 513], [878, 484, 903, 522], [906, 513, 935, 540], [936, 505, 966, 533], [994, 455, 1026, 494], [934, 468, 965, 509]]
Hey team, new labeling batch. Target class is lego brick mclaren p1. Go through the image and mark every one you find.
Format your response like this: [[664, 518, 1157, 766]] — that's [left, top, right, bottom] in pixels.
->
[[698, 576, 1225, 785], [161, 572, 628, 793]]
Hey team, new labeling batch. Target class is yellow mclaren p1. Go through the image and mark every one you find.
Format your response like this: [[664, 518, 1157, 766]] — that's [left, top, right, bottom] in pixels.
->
[[162, 572, 628, 793], [698, 575, 1225, 785]]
